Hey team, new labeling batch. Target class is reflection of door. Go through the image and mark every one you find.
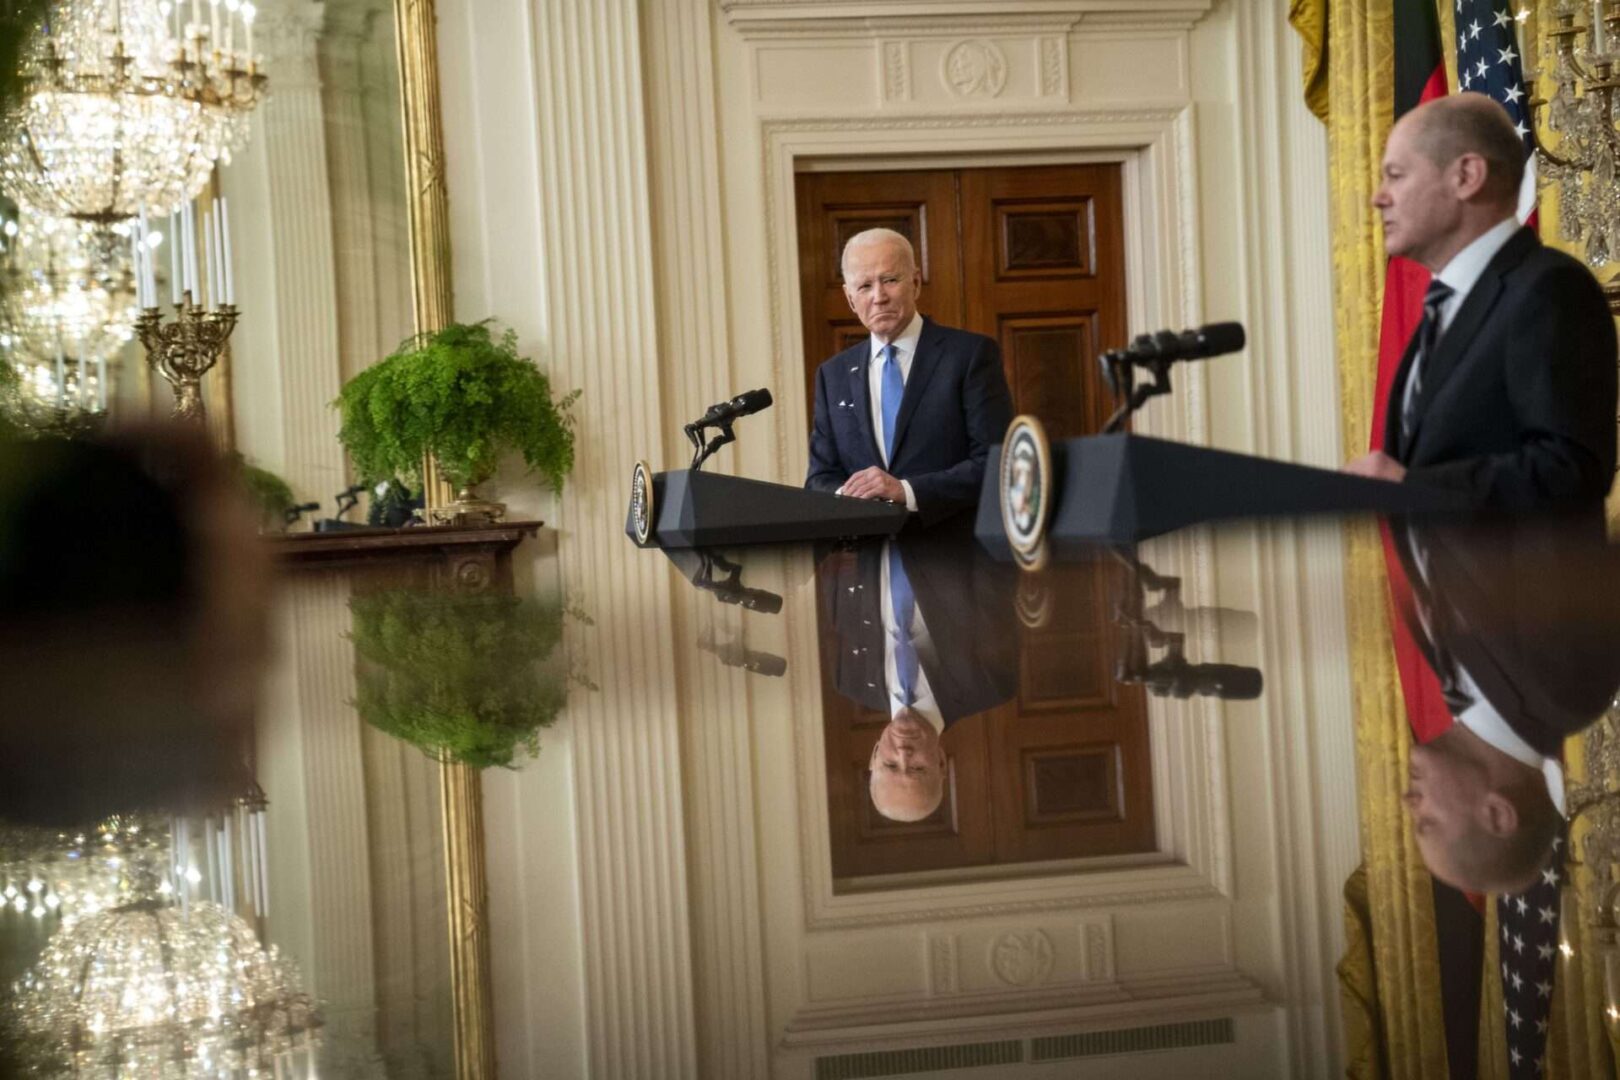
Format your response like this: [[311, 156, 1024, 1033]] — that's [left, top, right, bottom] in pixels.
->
[[821, 559, 1154, 884], [795, 163, 1126, 436], [799, 164, 1148, 886]]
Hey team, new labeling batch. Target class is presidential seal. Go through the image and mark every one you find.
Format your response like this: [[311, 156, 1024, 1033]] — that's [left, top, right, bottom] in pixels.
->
[[629, 460, 655, 546], [1000, 415, 1051, 571]]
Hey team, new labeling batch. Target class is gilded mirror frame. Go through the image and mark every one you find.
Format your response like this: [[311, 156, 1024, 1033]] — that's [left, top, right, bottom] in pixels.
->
[[392, 2, 496, 1078]]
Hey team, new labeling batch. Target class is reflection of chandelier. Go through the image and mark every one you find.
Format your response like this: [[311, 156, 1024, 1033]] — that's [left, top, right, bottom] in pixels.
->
[[0, 214, 139, 368], [1527, 2, 1620, 270], [0, 0, 267, 225], [12, 900, 320, 1078], [0, 815, 167, 925]]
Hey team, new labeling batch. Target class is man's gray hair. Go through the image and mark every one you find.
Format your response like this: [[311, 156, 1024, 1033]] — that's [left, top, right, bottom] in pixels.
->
[[841, 227, 917, 281]]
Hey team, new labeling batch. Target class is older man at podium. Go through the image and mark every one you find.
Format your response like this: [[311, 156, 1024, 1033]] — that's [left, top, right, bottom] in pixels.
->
[[806, 228, 1013, 526]]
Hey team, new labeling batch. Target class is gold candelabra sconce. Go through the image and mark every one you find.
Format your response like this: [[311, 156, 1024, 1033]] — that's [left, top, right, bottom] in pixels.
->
[[135, 291, 238, 424], [1563, 701, 1620, 1034], [1525, 0, 1620, 305]]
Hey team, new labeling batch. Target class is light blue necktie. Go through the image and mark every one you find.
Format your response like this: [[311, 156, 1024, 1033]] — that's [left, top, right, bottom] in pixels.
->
[[880, 343, 903, 462], [888, 544, 918, 706]]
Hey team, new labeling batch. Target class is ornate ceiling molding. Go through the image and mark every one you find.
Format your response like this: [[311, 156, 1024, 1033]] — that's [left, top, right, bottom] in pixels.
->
[[718, 0, 1215, 38]]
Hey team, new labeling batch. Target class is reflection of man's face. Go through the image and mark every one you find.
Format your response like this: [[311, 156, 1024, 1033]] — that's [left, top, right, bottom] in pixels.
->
[[843, 240, 922, 343], [1404, 739, 1489, 884], [869, 708, 947, 822]]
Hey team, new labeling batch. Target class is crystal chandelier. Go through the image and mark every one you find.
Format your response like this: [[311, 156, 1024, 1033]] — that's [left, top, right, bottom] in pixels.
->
[[0, 0, 267, 225], [1527, 2, 1620, 272], [11, 899, 320, 1078], [0, 212, 141, 412]]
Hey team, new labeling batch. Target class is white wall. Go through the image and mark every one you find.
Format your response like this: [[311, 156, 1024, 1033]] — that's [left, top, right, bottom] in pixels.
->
[[437, 1, 1358, 1077]]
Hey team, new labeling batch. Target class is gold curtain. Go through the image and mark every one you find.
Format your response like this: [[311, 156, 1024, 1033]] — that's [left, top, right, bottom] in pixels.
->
[[1295, 0, 1449, 1073], [1295, 0, 1617, 1074]]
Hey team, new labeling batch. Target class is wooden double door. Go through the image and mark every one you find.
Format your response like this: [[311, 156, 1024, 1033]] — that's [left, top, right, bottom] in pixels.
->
[[796, 163, 1127, 438], [795, 164, 1154, 884]]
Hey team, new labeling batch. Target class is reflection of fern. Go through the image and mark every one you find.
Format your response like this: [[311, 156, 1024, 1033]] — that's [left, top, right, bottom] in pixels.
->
[[349, 588, 569, 768]]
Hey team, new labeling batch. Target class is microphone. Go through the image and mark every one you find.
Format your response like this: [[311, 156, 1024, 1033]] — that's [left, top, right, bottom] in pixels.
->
[[1127, 322, 1246, 363], [689, 388, 773, 431]]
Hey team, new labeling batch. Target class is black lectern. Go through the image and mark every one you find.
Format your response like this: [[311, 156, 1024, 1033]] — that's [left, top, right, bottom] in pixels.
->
[[976, 433, 1469, 549], [628, 469, 907, 548]]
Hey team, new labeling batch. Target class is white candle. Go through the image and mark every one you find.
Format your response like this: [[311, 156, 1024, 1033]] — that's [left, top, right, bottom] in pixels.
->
[[169, 213, 180, 305], [201, 209, 214, 305], [210, 0, 220, 47], [244, 5, 254, 57], [220, 196, 235, 303], [54, 347, 64, 407], [130, 228, 145, 307], [254, 809, 269, 915], [97, 354, 106, 410]]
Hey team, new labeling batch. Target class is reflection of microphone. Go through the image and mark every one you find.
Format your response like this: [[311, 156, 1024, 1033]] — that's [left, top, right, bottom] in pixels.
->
[[1140, 659, 1263, 700], [699, 636, 787, 677], [687, 388, 773, 432], [701, 578, 784, 614], [1126, 322, 1246, 363]]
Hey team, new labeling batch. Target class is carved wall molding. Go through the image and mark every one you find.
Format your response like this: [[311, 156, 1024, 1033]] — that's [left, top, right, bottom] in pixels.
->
[[719, 0, 1214, 37]]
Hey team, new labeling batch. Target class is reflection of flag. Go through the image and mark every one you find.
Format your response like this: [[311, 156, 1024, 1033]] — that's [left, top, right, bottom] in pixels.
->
[[1497, 831, 1564, 1079]]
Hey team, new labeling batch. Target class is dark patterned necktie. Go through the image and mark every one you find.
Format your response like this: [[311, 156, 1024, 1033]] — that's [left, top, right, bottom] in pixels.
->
[[888, 544, 917, 706], [1401, 278, 1455, 448]]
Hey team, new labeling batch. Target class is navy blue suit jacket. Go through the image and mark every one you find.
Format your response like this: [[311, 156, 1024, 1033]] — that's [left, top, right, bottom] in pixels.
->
[[1383, 228, 1617, 509], [806, 318, 1013, 526]]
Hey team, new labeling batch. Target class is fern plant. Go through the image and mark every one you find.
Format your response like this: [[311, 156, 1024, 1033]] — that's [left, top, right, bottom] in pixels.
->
[[334, 320, 579, 492]]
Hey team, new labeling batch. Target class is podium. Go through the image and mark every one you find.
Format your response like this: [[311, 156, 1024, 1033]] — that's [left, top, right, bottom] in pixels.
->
[[976, 433, 1469, 549], [627, 468, 907, 548]]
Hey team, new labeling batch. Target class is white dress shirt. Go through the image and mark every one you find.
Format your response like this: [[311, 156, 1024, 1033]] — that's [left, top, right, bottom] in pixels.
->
[[861, 311, 923, 512], [1399, 216, 1520, 423], [880, 541, 943, 733]]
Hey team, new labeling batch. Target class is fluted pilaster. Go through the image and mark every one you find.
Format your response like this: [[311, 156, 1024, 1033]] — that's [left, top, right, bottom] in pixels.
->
[[222, 0, 345, 501], [530, 1, 696, 1075]]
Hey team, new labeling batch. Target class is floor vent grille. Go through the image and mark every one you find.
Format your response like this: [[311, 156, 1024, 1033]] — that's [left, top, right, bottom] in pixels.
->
[[813, 1040, 1024, 1080], [1030, 1017, 1236, 1061]]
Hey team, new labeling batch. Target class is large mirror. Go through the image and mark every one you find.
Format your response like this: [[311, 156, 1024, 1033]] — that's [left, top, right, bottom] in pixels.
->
[[0, 0, 494, 1076]]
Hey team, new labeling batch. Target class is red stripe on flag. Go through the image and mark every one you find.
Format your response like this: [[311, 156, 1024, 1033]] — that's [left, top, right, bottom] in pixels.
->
[[1378, 522, 1457, 745], [1370, 60, 1449, 452]]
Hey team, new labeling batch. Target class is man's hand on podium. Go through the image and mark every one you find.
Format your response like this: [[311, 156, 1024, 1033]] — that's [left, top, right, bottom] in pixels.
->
[[838, 466, 905, 503], [1342, 450, 1407, 483]]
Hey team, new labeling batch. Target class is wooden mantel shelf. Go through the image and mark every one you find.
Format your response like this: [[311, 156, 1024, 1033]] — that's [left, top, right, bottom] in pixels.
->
[[267, 520, 543, 569]]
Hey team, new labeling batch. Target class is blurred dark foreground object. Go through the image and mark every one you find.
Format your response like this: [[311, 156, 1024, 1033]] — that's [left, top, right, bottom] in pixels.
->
[[0, 426, 270, 826]]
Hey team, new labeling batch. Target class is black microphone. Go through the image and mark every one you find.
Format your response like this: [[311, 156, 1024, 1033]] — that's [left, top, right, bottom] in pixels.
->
[[690, 388, 773, 430], [1127, 322, 1246, 363]]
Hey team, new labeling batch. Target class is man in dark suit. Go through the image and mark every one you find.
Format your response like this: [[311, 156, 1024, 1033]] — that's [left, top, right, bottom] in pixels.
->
[[1390, 515, 1620, 892], [806, 228, 1014, 526], [1344, 93, 1617, 509], [817, 527, 1017, 821]]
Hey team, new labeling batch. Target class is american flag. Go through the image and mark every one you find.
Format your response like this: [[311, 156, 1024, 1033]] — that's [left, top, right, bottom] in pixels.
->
[[1496, 830, 1564, 1078], [1455, 0, 1537, 206]]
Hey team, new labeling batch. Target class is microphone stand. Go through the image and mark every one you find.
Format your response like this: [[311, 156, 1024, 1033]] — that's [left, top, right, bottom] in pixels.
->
[[1100, 349, 1175, 434], [685, 417, 735, 470]]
